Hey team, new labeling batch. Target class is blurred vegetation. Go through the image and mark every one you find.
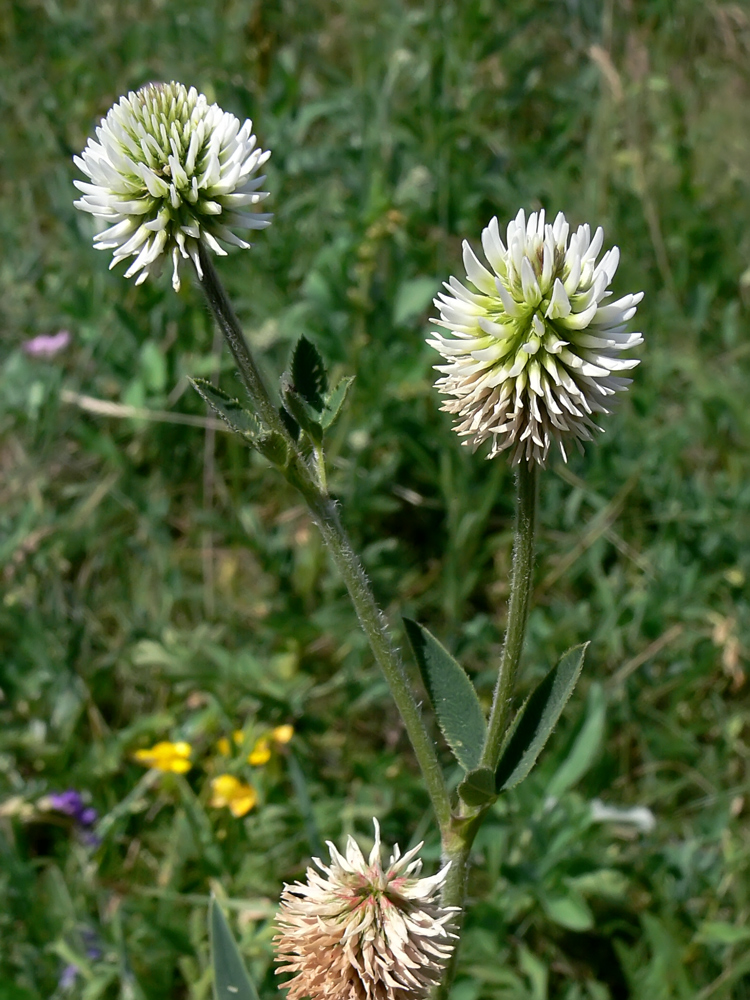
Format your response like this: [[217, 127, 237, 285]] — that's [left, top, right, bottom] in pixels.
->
[[1, 0, 750, 997]]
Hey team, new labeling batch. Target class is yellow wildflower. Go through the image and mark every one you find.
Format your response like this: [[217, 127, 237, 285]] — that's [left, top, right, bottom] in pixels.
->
[[217, 737, 231, 756], [210, 775, 257, 818], [248, 737, 271, 766], [133, 741, 192, 774], [233, 730, 245, 745], [272, 724, 294, 744]]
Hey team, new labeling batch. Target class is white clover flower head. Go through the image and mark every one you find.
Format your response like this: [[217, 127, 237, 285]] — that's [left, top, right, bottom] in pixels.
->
[[274, 820, 458, 1000], [428, 209, 644, 466], [73, 81, 271, 292]]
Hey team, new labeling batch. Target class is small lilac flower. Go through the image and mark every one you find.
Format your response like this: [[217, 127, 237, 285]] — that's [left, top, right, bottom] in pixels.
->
[[22, 329, 71, 358], [47, 789, 86, 817], [45, 790, 98, 844], [81, 929, 103, 961], [80, 807, 98, 827], [80, 829, 102, 848], [59, 964, 79, 991]]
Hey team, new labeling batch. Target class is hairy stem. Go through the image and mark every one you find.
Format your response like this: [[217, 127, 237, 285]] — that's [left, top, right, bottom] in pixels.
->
[[481, 462, 538, 769], [435, 808, 485, 1000], [196, 245, 284, 435], [434, 464, 539, 1000], [303, 491, 452, 831], [195, 250, 452, 833]]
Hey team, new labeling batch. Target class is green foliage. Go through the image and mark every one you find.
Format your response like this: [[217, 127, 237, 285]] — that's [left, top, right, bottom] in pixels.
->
[[290, 337, 327, 413], [210, 898, 260, 1000], [403, 618, 486, 772], [457, 768, 496, 809], [545, 684, 606, 802], [279, 338, 353, 449], [190, 380, 263, 437], [495, 646, 588, 793], [1, 0, 750, 998], [320, 377, 354, 431]]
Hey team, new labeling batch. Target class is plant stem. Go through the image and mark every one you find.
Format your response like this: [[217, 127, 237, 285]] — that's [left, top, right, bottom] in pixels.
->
[[435, 832, 473, 1000], [304, 491, 452, 832], [312, 444, 328, 493], [433, 464, 539, 1000], [194, 250, 452, 833], [481, 462, 538, 770], [196, 245, 284, 435]]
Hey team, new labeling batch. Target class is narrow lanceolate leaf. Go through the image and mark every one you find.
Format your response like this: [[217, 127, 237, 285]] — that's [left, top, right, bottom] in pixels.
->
[[545, 681, 606, 800], [403, 618, 486, 772], [190, 379, 262, 436], [210, 896, 260, 1000], [321, 376, 354, 430], [495, 643, 588, 793], [457, 767, 496, 807], [291, 336, 327, 412]]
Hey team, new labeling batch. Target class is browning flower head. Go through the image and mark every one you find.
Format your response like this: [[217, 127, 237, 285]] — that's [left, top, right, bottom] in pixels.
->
[[74, 81, 271, 291], [274, 820, 457, 1000], [428, 209, 643, 466]]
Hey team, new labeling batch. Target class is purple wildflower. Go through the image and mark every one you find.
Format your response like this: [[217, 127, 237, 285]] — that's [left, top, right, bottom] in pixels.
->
[[47, 789, 86, 817], [81, 928, 103, 961], [23, 329, 71, 358], [45, 790, 98, 844], [80, 806, 98, 826], [59, 964, 79, 991]]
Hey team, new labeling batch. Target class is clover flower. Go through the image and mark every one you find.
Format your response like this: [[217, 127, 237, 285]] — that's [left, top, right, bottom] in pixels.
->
[[274, 820, 457, 1000], [209, 774, 257, 817], [132, 740, 192, 773], [74, 81, 271, 291], [428, 209, 643, 465]]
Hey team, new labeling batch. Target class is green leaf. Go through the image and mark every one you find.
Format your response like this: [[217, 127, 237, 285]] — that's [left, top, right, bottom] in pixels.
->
[[393, 276, 439, 326], [321, 376, 354, 430], [566, 868, 629, 901], [191, 379, 288, 465], [695, 921, 750, 945], [457, 767, 496, 807], [291, 336, 327, 411], [403, 618, 485, 772], [278, 404, 300, 441], [140, 341, 167, 392], [495, 643, 588, 793], [545, 681, 606, 799], [255, 431, 289, 467], [190, 379, 261, 436], [281, 378, 323, 444], [210, 897, 260, 1000], [541, 892, 594, 931]]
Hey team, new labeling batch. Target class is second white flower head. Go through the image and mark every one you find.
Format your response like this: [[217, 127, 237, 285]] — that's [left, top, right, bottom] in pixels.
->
[[428, 209, 643, 466], [74, 82, 271, 291]]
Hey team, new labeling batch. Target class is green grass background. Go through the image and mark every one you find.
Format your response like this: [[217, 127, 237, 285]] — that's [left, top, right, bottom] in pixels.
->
[[1, 0, 750, 997]]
